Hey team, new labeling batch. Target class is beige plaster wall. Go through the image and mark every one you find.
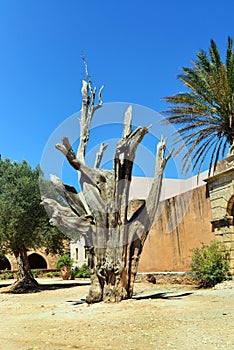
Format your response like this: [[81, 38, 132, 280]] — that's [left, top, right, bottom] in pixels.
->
[[138, 185, 215, 272]]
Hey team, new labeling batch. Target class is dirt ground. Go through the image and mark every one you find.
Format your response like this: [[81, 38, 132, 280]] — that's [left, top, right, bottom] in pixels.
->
[[0, 278, 234, 350]]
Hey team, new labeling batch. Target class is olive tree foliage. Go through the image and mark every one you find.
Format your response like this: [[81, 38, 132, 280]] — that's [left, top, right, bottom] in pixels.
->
[[41, 71, 170, 303], [0, 158, 65, 292]]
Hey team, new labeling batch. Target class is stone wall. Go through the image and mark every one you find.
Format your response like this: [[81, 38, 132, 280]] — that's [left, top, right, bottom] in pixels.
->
[[205, 154, 234, 269], [5, 249, 60, 271]]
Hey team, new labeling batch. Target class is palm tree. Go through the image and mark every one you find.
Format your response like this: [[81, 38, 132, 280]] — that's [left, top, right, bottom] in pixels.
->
[[163, 37, 234, 175]]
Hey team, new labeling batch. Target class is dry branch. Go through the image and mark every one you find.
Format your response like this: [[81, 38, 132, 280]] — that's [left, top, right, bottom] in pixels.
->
[[41, 197, 92, 237], [77, 80, 104, 163], [94, 143, 108, 168]]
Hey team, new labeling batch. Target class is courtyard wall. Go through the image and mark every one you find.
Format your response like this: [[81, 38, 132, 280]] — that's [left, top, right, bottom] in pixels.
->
[[138, 184, 215, 272]]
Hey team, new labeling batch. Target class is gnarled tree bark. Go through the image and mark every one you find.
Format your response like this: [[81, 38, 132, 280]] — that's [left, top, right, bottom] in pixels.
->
[[41, 74, 170, 303], [1, 246, 38, 293]]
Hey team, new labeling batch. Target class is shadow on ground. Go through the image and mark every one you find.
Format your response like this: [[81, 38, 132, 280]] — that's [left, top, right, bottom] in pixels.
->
[[66, 291, 194, 307], [133, 291, 193, 300], [66, 299, 87, 305], [0, 280, 90, 294], [38, 281, 90, 291]]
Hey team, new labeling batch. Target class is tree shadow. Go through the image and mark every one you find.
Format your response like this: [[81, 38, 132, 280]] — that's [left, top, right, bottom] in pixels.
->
[[0, 280, 90, 294], [0, 283, 12, 289], [66, 299, 87, 305], [38, 281, 90, 292], [66, 291, 194, 306], [133, 291, 193, 300]]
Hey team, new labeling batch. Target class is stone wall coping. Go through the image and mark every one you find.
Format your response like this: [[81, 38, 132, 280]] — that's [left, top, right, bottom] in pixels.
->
[[137, 271, 190, 276], [204, 166, 234, 183]]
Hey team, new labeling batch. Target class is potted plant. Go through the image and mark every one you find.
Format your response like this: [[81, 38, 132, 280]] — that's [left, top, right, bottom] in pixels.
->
[[56, 254, 73, 280]]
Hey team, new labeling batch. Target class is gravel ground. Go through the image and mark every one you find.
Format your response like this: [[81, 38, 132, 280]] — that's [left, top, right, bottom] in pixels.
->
[[1, 278, 234, 350]]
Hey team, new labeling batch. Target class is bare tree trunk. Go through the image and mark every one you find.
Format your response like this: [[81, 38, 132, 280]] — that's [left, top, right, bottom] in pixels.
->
[[41, 71, 170, 303], [1, 246, 38, 293]]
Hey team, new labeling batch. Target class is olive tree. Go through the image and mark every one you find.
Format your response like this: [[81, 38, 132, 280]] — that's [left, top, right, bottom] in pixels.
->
[[0, 159, 65, 292]]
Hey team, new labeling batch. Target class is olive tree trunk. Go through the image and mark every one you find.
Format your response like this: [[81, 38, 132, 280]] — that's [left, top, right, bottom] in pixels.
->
[[41, 76, 170, 303], [2, 246, 38, 293]]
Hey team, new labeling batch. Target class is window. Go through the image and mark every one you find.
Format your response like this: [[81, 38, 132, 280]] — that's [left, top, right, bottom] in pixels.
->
[[84, 248, 88, 259], [75, 248, 79, 261]]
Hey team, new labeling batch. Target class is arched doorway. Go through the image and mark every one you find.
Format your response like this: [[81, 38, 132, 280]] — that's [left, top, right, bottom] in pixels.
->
[[0, 256, 11, 270], [28, 253, 47, 269]]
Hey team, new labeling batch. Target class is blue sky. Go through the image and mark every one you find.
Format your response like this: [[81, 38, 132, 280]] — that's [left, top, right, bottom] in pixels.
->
[[0, 0, 234, 182]]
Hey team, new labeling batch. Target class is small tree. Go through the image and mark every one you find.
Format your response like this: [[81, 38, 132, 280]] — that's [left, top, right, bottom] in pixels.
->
[[41, 68, 170, 303], [0, 159, 66, 292], [190, 241, 231, 288]]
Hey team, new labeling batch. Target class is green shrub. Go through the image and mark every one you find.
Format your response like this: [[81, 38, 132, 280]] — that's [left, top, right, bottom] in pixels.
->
[[6, 272, 14, 279], [56, 254, 73, 269], [31, 269, 42, 278], [70, 268, 76, 280], [0, 269, 14, 280], [0, 273, 6, 280], [77, 264, 90, 278], [53, 271, 60, 277], [190, 241, 231, 288], [74, 264, 90, 278]]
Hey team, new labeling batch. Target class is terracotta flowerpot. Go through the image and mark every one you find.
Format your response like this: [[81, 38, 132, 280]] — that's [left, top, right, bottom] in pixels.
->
[[60, 266, 71, 280]]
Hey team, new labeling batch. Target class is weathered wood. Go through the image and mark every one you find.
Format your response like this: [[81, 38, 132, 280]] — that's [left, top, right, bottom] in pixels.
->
[[41, 71, 169, 303], [77, 80, 103, 163], [49, 175, 87, 217], [122, 105, 133, 138], [41, 197, 92, 236], [94, 143, 108, 168]]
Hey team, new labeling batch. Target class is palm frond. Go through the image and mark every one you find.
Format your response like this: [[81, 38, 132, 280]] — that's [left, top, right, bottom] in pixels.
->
[[208, 137, 225, 175], [193, 138, 217, 176], [209, 39, 222, 70], [196, 50, 212, 72], [162, 37, 234, 175]]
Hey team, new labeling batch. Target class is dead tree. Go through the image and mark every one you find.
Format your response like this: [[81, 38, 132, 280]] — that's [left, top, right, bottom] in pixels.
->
[[41, 76, 170, 303]]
